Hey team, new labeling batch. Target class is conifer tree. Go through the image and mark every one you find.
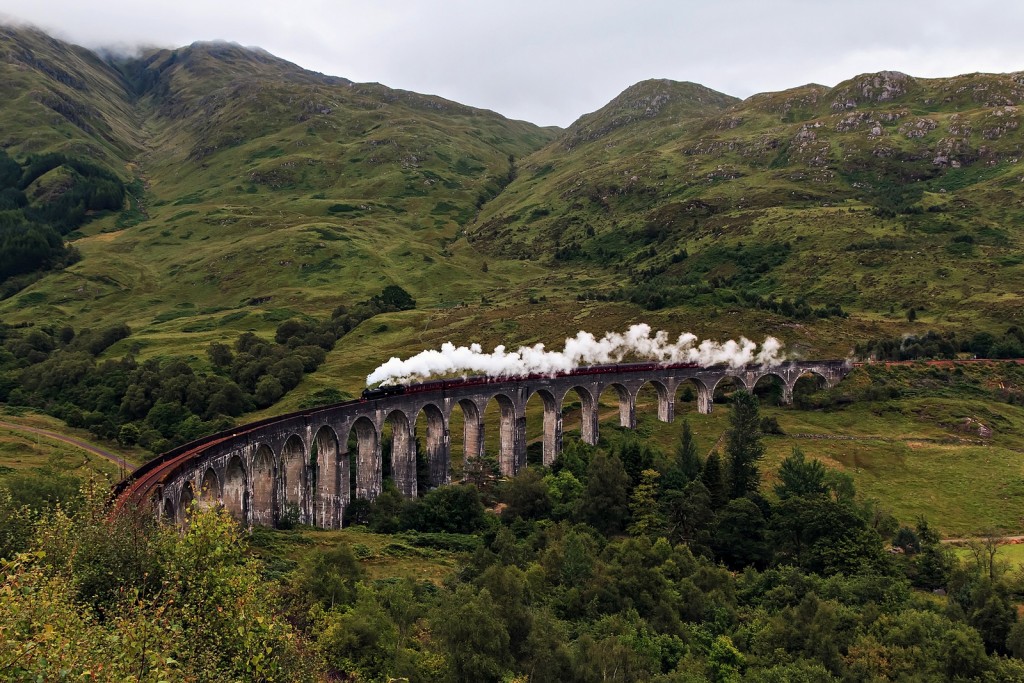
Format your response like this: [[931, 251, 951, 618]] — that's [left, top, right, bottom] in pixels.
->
[[663, 418, 702, 492], [701, 450, 728, 509], [678, 419, 702, 480], [615, 435, 655, 489], [725, 390, 765, 499]]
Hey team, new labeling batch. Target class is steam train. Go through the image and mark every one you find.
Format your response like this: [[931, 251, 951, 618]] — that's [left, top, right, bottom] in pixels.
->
[[359, 360, 702, 401]]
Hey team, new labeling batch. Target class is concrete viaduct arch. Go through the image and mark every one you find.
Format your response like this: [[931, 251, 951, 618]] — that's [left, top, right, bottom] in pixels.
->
[[117, 360, 849, 530]]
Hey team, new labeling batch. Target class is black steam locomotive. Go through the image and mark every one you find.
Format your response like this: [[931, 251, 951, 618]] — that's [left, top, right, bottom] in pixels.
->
[[360, 384, 408, 400]]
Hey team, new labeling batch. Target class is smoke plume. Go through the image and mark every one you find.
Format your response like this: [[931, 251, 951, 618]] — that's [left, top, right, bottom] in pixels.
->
[[366, 324, 785, 386]]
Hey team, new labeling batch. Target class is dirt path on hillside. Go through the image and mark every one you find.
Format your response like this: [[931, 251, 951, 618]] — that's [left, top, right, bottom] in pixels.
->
[[941, 535, 1024, 544], [0, 420, 135, 472], [787, 433, 986, 446]]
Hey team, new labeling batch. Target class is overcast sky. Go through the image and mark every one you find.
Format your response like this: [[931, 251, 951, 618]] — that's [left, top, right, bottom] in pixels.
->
[[3, 1, 1022, 127]]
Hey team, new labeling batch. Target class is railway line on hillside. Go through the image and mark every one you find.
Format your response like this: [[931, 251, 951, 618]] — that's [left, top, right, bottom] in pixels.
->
[[0, 419, 135, 473]]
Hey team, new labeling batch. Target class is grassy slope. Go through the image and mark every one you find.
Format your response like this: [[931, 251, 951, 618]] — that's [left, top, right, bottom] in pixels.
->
[[607, 391, 1024, 537], [0, 32, 563, 380], [248, 526, 465, 584], [474, 71, 1024, 333], [0, 26, 141, 165], [0, 29, 648, 481], [0, 408, 135, 484]]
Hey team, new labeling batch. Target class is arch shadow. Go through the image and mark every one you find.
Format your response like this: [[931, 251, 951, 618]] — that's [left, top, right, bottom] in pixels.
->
[[561, 385, 597, 445], [385, 409, 416, 497], [251, 443, 276, 527], [528, 388, 560, 467], [452, 399, 482, 479], [198, 467, 221, 512], [223, 455, 247, 522], [752, 373, 787, 406], [313, 425, 343, 528], [281, 434, 307, 523], [416, 403, 448, 490], [484, 393, 520, 477], [712, 375, 748, 403], [349, 416, 380, 500], [675, 377, 712, 415], [178, 481, 195, 524], [598, 382, 633, 428], [637, 380, 672, 423]]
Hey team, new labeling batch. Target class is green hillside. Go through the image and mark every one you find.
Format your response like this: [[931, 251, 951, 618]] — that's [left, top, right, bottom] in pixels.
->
[[0, 27, 560, 386], [0, 26, 142, 165], [5, 27, 1024, 392], [474, 70, 1024, 331]]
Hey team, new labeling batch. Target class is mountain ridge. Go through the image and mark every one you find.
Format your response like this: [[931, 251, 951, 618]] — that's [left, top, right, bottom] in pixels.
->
[[470, 65, 1024, 331], [560, 78, 739, 149], [0, 23, 562, 380]]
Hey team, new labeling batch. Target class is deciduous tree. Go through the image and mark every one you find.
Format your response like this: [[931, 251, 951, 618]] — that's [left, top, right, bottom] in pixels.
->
[[628, 469, 664, 537], [775, 447, 828, 500]]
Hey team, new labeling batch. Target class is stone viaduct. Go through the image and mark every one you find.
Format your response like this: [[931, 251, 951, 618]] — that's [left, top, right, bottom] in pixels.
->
[[115, 360, 850, 529]]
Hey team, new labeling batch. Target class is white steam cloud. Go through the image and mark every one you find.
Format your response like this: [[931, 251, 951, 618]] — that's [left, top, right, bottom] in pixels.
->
[[366, 324, 785, 386]]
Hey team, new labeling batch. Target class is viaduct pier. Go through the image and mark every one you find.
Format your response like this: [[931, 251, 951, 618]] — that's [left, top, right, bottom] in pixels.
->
[[115, 360, 850, 529]]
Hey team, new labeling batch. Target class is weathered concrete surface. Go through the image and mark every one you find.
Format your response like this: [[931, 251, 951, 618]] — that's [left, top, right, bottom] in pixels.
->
[[131, 360, 849, 529]]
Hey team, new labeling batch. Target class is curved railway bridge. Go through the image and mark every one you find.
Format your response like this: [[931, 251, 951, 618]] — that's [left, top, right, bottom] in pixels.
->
[[115, 359, 849, 529]]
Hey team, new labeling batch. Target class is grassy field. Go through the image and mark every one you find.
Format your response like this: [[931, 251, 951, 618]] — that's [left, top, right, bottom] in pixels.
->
[[248, 526, 467, 584], [0, 417, 129, 485], [393, 372, 1024, 538], [532, 380, 1024, 537], [952, 542, 1024, 572], [0, 407, 143, 509], [243, 385, 1024, 546]]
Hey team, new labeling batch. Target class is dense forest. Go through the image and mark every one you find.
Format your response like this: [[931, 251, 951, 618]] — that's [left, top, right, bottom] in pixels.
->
[[0, 150, 126, 296], [856, 328, 1024, 362], [0, 285, 416, 455], [3, 392, 1024, 681]]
